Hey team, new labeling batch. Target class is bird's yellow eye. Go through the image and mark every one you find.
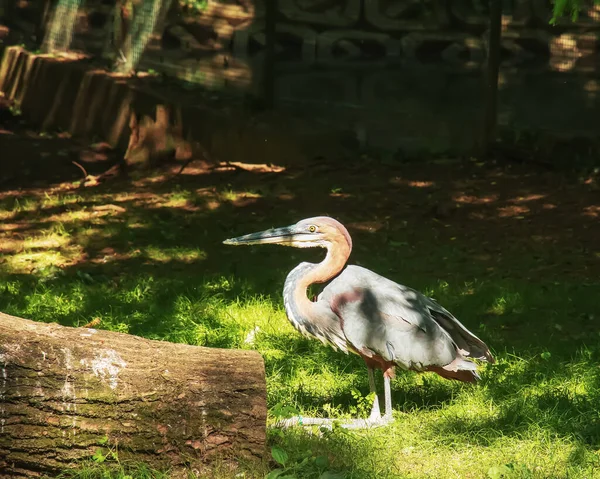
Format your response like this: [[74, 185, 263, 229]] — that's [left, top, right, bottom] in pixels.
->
[[308, 225, 317, 233]]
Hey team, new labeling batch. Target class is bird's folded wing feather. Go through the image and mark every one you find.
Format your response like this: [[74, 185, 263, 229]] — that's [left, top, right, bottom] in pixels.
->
[[320, 265, 493, 369]]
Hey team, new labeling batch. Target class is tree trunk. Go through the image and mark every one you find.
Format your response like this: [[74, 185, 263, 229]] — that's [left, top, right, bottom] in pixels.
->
[[261, 0, 277, 109], [0, 312, 267, 478], [480, 0, 502, 158], [35, 0, 53, 48]]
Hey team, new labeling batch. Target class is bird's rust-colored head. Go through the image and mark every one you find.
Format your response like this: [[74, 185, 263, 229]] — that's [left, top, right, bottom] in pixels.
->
[[223, 216, 352, 251]]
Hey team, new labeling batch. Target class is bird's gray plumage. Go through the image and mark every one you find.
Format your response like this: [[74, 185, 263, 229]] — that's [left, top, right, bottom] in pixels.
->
[[224, 216, 494, 428], [283, 262, 350, 353], [317, 265, 492, 373]]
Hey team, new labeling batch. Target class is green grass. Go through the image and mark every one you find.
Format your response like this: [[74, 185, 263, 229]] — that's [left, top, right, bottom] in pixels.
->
[[2, 160, 600, 479]]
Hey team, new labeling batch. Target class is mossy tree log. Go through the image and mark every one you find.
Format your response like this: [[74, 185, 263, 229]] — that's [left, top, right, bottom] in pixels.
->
[[0, 312, 267, 478]]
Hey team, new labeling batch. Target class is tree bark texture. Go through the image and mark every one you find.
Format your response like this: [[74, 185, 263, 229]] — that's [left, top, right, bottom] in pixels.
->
[[0, 312, 267, 478]]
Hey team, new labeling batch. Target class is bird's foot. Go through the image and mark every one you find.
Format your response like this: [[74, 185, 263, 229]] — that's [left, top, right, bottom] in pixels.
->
[[275, 414, 394, 430], [369, 394, 381, 421]]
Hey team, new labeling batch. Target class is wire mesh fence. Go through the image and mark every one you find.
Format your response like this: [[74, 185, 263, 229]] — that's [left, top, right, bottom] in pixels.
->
[[42, 0, 82, 53]]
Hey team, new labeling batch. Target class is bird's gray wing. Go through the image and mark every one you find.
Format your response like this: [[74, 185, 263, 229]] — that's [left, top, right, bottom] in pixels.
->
[[418, 294, 494, 363], [319, 265, 493, 371]]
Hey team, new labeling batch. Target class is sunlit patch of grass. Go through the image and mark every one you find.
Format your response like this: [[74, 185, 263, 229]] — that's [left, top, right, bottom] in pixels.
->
[[13, 281, 87, 324], [23, 232, 70, 250], [487, 291, 523, 315], [41, 192, 85, 209], [269, 345, 600, 478], [163, 293, 287, 348], [2, 248, 81, 274], [53, 462, 171, 479], [9, 196, 39, 212], [0, 209, 15, 221], [52, 454, 267, 479], [163, 187, 195, 208], [1, 158, 599, 479], [219, 189, 261, 203], [3, 257, 598, 479], [143, 246, 206, 263], [47, 209, 96, 223]]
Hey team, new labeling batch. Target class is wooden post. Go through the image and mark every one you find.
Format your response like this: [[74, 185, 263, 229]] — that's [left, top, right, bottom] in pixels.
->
[[0, 313, 267, 478]]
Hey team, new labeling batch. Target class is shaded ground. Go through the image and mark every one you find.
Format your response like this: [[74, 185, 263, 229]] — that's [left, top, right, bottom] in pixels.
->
[[1, 98, 600, 479]]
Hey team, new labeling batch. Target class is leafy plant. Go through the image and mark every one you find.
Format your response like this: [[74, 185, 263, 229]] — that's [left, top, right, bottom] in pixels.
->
[[265, 446, 346, 479], [271, 402, 300, 420], [550, 0, 600, 23], [348, 388, 376, 418]]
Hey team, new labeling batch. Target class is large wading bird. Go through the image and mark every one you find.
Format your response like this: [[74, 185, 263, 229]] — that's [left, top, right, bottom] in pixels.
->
[[224, 217, 494, 428]]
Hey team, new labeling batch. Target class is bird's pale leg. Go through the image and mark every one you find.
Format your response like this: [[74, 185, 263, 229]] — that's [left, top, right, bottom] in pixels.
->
[[383, 373, 393, 422], [275, 367, 392, 430], [367, 367, 381, 420]]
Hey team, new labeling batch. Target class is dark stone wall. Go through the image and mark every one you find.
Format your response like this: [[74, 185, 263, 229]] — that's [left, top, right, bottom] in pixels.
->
[[4, 0, 600, 153]]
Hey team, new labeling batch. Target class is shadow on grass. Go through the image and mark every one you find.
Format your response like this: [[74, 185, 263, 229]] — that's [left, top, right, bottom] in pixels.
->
[[1, 153, 600, 478]]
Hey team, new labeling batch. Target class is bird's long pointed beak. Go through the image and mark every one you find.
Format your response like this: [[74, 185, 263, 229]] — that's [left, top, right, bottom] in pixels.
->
[[223, 225, 296, 246]]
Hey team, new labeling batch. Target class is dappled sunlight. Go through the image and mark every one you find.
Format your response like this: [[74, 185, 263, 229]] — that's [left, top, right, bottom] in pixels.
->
[[430, 348, 600, 443], [224, 190, 262, 208], [0, 222, 25, 232], [329, 191, 352, 199], [497, 204, 530, 218], [542, 202, 557, 210], [88, 246, 135, 265], [23, 232, 70, 250], [128, 161, 287, 189], [486, 292, 523, 316], [583, 205, 600, 218], [227, 162, 286, 174], [508, 193, 547, 203], [105, 186, 264, 213], [143, 246, 207, 264], [0, 238, 24, 254], [1, 247, 83, 274], [390, 177, 436, 188], [274, 367, 600, 478], [1, 114, 599, 477], [47, 208, 105, 223], [453, 193, 499, 204], [0, 210, 15, 221]]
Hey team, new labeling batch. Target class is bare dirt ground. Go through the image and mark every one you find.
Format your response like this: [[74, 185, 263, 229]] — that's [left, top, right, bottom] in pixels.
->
[[1, 95, 599, 283]]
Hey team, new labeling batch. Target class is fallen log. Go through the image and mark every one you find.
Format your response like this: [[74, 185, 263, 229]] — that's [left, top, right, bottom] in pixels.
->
[[0, 312, 267, 478]]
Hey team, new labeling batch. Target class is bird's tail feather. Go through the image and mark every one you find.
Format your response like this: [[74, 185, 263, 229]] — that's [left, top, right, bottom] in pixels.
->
[[426, 357, 481, 383], [427, 365, 480, 383], [430, 310, 495, 364]]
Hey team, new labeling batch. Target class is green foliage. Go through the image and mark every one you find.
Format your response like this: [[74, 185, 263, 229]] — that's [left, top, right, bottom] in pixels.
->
[[55, 439, 168, 479], [265, 445, 347, 479], [271, 403, 301, 420], [348, 389, 376, 418], [179, 0, 209, 12], [8, 103, 22, 117], [271, 446, 289, 467], [550, 0, 600, 24]]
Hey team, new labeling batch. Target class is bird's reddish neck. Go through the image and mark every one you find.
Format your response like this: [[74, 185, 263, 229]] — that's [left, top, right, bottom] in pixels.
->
[[282, 237, 352, 349], [298, 242, 350, 290], [288, 237, 351, 321]]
